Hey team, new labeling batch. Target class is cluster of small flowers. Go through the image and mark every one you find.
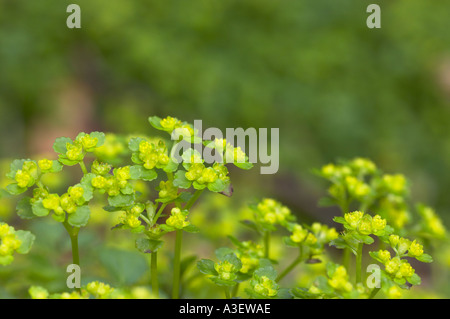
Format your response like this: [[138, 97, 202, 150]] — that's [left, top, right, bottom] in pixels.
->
[[91, 165, 132, 197], [29, 281, 114, 299], [214, 260, 240, 281], [343, 211, 387, 236], [42, 185, 87, 222], [254, 198, 294, 227], [165, 207, 190, 230], [233, 241, 264, 274], [118, 204, 145, 229], [0, 223, 22, 264], [250, 274, 279, 297]]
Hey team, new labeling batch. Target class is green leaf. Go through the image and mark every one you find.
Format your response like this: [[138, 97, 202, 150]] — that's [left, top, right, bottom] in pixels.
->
[[135, 238, 164, 253], [108, 193, 135, 208], [6, 183, 27, 195], [58, 157, 80, 166], [120, 183, 134, 195], [53, 137, 72, 154], [129, 165, 157, 181], [128, 137, 146, 152], [210, 276, 237, 287], [31, 200, 50, 217], [183, 224, 200, 233], [6, 159, 27, 179], [173, 170, 192, 189], [234, 162, 253, 170], [333, 216, 346, 225], [362, 235, 374, 245], [99, 247, 147, 286], [163, 159, 179, 173], [197, 259, 218, 276], [407, 273, 421, 286], [140, 168, 157, 181], [68, 206, 90, 227], [49, 160, 64, 173], [15, 230, 35, 254], [207, 179, 227, 193], [16, 197, 35, 219], [254, 265, 277, 281], [416, 253, 433, 263], [148, 116, 164, 130], [223, 253, 242, 270], [90, 132, 105, 147], [290, 287, 318, 299], [215, 247, 235, 261]]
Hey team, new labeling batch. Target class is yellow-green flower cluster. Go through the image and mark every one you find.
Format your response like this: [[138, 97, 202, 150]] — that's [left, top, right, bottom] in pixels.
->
[[381, 174, 407, 196], [250, 275, 279, 298], [417, 205, 446, 239], [86, 281, 114, 299], [119, 204, 145, 229], [137, 140, 170, 170], [94, 133, 127, 162], [91, 160, 112, 176], [14, 161, 38, 188], [185, 162, 230, 186], [388, 235, 424, 258], [0, 223, 22, 264], [344, 176, 371, 200], [214, 260, 239, 281], [255, 198, 293, 226], [327, 265, 353, 293], [234, 241, 264, 274], [343, 211, 387, 235], [42, 186, 86, 218], [376, 197, 410, 229], [91, 166, 132, 196], [289, 224, 317, 245], [158, 180, 178, 201], [166, 207, 190, 229], [29, 281, 115, 299], [37, 159, 53, 172]]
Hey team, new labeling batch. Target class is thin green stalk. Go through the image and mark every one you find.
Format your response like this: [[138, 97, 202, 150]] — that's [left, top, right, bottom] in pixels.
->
[[232, 283, 240, 298], [368, 287, 381, 299], [153, 203, 167, 225], [184, 189, 205, 210], [151, 252, 159, 298], [63, 222, 81, 292], [276, 247, 303, 282], [224, 287, 231, 299], [172, 230, 183, 299], [264, 231, 270, 259], [171, 189, 204, 299], [343, 247, 351, 271], [356, 242, 363, 284], [79, 161, 88, 175]]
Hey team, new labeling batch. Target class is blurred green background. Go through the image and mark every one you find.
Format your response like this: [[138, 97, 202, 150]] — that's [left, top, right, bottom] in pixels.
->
[[0, 0, 450, 298]]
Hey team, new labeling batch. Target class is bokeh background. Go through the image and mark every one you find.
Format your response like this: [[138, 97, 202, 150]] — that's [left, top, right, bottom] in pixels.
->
[[0, 0, 450, 298]]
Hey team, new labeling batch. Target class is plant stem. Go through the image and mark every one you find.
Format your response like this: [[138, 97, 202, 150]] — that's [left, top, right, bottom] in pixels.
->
[[79, 161, 88, 175], [368, 287, 381, 299], [153, 203, 167, 225], [343, 247, 351, 271], [276, 247, 303, 282], [63, 222, 81, 292], [224, 287, 231, 299], [184, 189, 205, 210], [172, 230, 183, 299], [264, 231, 270, 259], [151, 252, 159, 298], [232, 283, 240, 298], [356, 242, 363, 284]]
